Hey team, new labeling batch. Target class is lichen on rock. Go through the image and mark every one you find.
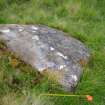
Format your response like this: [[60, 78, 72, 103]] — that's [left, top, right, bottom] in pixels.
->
[[0, 24, 90, 91]]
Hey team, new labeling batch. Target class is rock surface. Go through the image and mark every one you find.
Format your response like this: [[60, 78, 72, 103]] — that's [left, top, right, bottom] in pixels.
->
[[0, 24, 90, 91]]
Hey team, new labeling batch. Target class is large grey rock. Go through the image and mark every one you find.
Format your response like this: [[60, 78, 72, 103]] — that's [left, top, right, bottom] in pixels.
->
[[0, 24, 90, 91]]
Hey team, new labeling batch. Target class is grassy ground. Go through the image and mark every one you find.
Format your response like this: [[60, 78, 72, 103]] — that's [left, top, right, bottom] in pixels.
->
[[0, 0, 105, 105]]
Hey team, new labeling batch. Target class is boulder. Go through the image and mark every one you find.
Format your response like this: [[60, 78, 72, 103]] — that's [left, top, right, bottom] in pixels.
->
[[0, 24, 90, 91]]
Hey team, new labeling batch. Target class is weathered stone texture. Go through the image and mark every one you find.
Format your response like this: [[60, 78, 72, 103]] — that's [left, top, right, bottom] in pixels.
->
[[0, 24, 90, 91]]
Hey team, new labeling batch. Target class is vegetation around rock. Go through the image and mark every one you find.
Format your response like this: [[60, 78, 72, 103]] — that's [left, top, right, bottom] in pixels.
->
[[0, 0, 105, 105]]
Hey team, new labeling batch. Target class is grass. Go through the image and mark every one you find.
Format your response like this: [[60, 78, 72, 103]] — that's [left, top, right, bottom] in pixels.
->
[[0, 0, 105, 105]]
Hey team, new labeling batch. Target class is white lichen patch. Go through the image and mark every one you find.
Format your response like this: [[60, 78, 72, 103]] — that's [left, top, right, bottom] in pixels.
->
[[71, 75, 78, 82], [1, 29, 10, 33], [56, 52, 68, 59], [59, 65, 66, 70], [18, 28, 24, 32], [32, 26, 38, 30], [50, 46, 55, 51], [47, 62, 55, 68], [32, 35, 39, 40], [38, 68, 45, 72], [32, 30, 37, 32], [33, 60, 46, 72]]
